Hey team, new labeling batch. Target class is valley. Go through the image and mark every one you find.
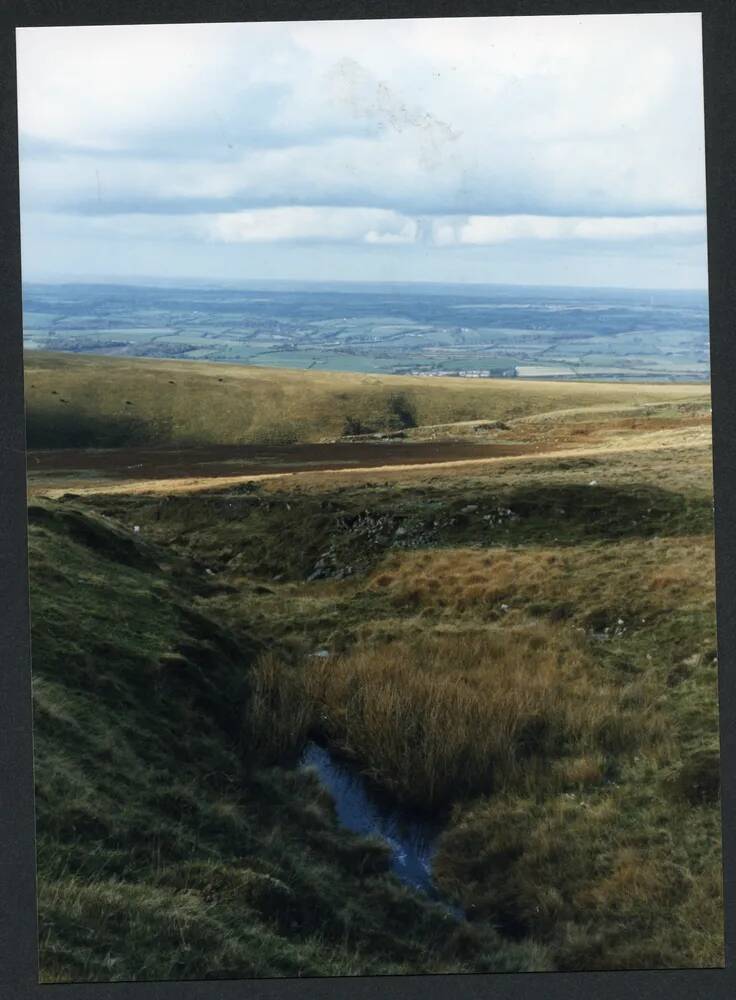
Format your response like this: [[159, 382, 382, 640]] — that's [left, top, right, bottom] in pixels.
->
[[26, 351, 723, 980]]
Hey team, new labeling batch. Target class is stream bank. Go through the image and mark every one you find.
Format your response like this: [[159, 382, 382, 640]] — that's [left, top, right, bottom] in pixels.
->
[[300, 740, 463, 919]]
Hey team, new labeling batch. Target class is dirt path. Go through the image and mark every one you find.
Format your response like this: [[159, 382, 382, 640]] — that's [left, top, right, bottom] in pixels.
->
[[31, 424, 711, 498]]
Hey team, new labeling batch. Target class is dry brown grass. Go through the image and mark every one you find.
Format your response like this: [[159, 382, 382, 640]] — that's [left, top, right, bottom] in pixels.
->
[[556, 754, 607, 787], [36, 425, 712, 500], [27, 350, 708, 450], [258, 434, 712, 499], [366, 535, 715, 621], [292, 625, 665, 809], [242, 653, 314, 764]]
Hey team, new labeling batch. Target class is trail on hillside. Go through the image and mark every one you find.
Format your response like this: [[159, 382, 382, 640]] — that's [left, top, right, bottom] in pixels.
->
[[32, 423, 711, 498]]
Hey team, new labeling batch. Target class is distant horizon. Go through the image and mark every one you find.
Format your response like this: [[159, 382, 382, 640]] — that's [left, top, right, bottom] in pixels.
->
[[22, 273, 710, 298]]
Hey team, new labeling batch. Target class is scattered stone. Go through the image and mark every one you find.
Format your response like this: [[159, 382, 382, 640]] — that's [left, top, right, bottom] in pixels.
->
[[474, 420, 509, 432]]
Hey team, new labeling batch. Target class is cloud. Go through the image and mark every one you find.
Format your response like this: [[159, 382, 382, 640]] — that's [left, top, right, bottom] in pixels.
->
[[31, 207, 703, 253], [433, 214, 707, 246], [15, 14, 708, 287], [19, 209, 709, 289], [17, 14, 706, 218], [210, 206, 418, 244]]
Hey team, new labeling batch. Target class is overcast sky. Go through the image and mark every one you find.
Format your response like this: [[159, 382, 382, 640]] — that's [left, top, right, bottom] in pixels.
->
[[16, 14, 708, 290]]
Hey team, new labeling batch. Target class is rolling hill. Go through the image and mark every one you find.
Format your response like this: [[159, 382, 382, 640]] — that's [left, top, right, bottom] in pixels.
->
[[25, 351, 710, 450]]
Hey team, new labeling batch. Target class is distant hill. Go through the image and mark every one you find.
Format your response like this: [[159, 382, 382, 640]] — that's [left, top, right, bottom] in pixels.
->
[[24, 351, 710, 450]]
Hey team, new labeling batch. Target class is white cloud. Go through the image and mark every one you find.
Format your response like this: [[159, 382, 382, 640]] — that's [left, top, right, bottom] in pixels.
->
[[33, 208, 703, 251], [16, 14, 706, 216], [209, 206, 417, 244], [15, 14, 708, 286], [435, 213, 707, 245]]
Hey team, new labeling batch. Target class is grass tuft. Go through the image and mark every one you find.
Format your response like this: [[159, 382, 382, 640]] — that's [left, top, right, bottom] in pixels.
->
[[255, 626, 665, 810]]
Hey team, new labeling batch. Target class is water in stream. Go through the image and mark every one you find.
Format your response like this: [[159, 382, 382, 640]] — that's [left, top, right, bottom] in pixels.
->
[[301, 741, 463, 918]]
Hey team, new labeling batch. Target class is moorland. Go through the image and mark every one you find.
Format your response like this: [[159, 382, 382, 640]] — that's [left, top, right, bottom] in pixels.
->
[[25, 350, 723, 980]]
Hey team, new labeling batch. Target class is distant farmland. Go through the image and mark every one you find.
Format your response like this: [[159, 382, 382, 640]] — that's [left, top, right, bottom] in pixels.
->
[[22, 281, 710, 381]]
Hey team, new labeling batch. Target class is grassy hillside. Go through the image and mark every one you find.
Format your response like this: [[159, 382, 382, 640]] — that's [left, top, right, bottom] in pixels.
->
[[30, 498, 544, 981], [25, 351, 709, 449], [27, 353, 722, 979], [56, 443, 723, 973]]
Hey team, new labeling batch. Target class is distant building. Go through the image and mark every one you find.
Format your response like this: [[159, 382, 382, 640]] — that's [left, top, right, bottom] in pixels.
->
[[514, 364, 576, 379]]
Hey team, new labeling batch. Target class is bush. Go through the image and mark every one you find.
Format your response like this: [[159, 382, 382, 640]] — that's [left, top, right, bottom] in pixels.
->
[[343, 415, 370, 436], [385, 392, 417, 430]]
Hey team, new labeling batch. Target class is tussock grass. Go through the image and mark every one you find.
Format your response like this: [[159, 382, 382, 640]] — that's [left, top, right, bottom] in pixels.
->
[[367, 535, 715, 622], [252, 626, 665, 810], [32, 501, 543, 981], [243, 653, 314, 764], [215, 486, 721, 972], [30, 397, 723, 977], [433, 776, 724, 970]]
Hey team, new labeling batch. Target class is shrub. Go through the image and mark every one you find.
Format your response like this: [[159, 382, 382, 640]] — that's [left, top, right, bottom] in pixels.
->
[[385, 392, 417, 430], [343, 415, 370, 436]]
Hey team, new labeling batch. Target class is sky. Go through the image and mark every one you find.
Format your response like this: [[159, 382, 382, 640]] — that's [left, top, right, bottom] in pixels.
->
[[16, 14, 708, 290]]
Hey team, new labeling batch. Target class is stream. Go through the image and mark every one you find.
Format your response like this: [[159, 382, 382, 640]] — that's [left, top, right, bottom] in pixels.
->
[[300, 741, 463, 919]]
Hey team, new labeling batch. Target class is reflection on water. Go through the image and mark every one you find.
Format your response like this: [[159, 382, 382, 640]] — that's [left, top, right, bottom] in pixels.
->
[[301, 740, 462, 917]]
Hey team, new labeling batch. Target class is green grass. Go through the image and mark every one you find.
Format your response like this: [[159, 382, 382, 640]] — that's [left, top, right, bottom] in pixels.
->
[[30, 498, 544, 981], [86, 478, 714, 591], [28, 358, 723, 978], [82, 465, 722, 974]]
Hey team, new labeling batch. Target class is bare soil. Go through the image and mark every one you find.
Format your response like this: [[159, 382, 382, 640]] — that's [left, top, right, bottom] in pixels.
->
[[27, 439, 543, 482]]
